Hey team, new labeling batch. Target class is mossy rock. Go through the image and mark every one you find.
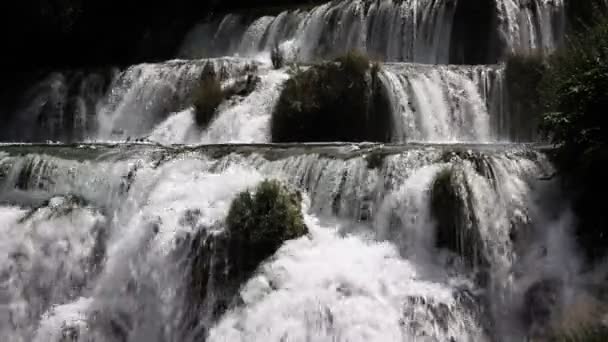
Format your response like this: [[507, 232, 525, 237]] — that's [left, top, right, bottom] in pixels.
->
[[430, 167, 485, 268], [271, 51, 392, 142], [191, 63, 224, 128], [186, 179, 308, 334], [226, 179, 308, 276]]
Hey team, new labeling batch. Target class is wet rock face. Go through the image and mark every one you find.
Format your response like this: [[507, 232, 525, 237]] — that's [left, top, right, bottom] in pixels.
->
[[430, 167, 485, 269]]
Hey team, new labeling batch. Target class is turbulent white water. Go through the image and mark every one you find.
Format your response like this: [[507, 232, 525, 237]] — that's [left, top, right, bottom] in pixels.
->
[[0, 143, 585, 341], [6, 59, 513, 145]]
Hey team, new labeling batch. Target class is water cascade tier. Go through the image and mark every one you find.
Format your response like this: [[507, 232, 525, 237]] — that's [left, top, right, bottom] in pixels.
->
[[0, 143, 582, 341], [4, 59, 523, 144], [179, 0, 565, 64]]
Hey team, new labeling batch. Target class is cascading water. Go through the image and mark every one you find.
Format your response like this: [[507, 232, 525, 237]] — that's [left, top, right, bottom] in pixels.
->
[[0, 143, 578, 341], [179, 0, 565, 64], [2, 0, 601, 341], [5, 61, 510, 144]]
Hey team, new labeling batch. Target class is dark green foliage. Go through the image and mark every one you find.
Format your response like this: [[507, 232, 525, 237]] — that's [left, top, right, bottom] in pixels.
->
[[505, 52, 547, 140], [191, 64, 225, 128], [566, 0, 608, 32], [186, 179, 308, 336], [430, 167, 484, 268], [540, 19, 608, 150], [539, 16, 608, 262], [555, 326, 608, 342], [271, 51, 393, 143], [226, 180, 308, 276]]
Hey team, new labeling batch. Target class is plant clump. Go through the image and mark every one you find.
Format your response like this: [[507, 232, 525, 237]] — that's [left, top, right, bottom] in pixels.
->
[[538, 15, 608, 262], [271, 50, 392, 143], [187, 179, 308, 332], [225, 179, 308, 275]]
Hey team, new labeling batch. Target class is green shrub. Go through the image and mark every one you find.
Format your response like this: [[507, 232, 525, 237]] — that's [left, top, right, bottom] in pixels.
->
[[191, 64, 225, 128], [271, 51, 392, 142], [226, 179, 308, 276], [566, 0, 608, 32], [187, 179, 308, 332], [540, 18, 608, 150], [539, 15, 608, 262], [555, 326, 608, 342]]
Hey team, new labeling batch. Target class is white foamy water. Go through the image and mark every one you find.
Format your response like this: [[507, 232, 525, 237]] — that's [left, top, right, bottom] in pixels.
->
[[0, 144, 581, 341], [209, 216, 485, 342]]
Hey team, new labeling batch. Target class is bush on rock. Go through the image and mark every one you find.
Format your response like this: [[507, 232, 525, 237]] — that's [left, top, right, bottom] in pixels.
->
[[226, 179, 308, 276], [187, 179, 308, 334], [271, 51, 393, 142]]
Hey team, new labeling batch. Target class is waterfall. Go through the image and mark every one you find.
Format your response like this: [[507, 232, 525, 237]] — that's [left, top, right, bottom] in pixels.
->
[[5, 60, 517, 144], [2, 0, 600, 341], [380, 63, 509, 143], [496, 0, 566, 55], [179, 0, 566, 64]]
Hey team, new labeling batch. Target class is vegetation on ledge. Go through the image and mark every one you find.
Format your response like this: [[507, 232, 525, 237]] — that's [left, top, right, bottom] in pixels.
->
[[187, 179, 308, 335], [225, 179, 308, 276], [535, 14, 608, 262], [190, 179, 308, 297], [270, 51, 393, 143]]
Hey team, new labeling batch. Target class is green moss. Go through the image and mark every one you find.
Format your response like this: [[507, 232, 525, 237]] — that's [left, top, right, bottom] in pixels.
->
[[191, 63, 224, 128], [226, 180, 308, 275], [187, 180, 307, 334], [430, 167, 484, 268], [271, 51, 392, 143], [189, 180, 306, 295]]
